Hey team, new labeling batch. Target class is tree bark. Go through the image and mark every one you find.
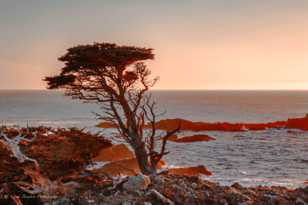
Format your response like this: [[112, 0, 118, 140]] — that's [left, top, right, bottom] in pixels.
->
[[132, 140, 154, 175]]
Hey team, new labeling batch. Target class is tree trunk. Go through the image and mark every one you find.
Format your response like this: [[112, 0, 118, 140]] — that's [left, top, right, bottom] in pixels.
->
[[132, 141, 154, 175]]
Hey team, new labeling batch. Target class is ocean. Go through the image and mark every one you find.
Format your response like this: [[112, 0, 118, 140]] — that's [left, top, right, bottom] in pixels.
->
[[0, 90, 307, 187]]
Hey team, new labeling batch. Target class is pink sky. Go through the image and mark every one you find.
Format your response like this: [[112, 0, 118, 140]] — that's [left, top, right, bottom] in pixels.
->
[[1, 1, 308, 90]]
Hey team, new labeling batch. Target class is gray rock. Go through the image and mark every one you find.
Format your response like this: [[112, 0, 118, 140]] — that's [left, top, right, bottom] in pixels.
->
[[152, 176, 165, 185], [43, 197, 71, 205], [122, 201, 133, 205], [123, 174, 151, 192], [191, 182, 198, 189]]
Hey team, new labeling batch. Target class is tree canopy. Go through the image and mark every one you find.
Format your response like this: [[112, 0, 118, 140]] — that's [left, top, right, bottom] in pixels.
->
[[45, 43, 154, 90]]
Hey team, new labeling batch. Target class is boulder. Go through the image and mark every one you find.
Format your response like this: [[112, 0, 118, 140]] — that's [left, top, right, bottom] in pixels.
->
[[123, 174, 151, 192], [90, 157, 167, 176], [168, 165, 212, 176], [92, 144, 134, 162], [91, 158, 140, 176]]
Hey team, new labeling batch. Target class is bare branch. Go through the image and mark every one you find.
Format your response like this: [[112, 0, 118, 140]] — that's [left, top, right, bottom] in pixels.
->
[[156, 123, 181, 162]]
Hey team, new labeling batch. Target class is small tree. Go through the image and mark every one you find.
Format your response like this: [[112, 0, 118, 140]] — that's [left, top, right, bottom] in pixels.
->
[[44, 43, 179, 175]]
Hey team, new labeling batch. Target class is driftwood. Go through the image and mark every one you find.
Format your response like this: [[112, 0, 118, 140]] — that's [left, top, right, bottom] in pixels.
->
[[0, 132, 39, 168], [149, 189, 175, 205]]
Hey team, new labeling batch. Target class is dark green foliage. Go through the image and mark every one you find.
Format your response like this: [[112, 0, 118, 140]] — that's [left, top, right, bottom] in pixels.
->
[[45, 74, 76, 89]]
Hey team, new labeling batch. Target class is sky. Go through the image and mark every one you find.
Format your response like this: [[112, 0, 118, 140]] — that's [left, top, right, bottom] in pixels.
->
[[0, 0, 308, 90]]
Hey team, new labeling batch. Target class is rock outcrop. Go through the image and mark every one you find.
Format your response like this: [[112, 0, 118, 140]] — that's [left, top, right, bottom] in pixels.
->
[[168, 165, 212, 176], [90, 158, 167, 177], [92, 144, 134, 162], [152, 114, 308, 132], [0, 127, 112, 205], [286, 114, 308, 130], [167, 134, 216, 143], [21, 128, 112, 180], [91, 158, 140, 176]]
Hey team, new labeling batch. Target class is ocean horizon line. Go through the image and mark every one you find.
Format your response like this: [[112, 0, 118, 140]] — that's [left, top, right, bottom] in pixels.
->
[[0, 88, 308, 92]]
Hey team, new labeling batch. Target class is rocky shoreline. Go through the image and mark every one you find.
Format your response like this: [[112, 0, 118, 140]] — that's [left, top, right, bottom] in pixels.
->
[[72, 174, 308, 205], [0, 126, 307, 205]]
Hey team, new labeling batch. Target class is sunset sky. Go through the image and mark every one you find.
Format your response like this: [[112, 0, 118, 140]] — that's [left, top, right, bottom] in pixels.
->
[[1, 0, 308, 90]]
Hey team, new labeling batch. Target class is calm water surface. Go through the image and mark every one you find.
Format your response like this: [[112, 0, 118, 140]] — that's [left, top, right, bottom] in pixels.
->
[[0, 90, 307, 187]]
